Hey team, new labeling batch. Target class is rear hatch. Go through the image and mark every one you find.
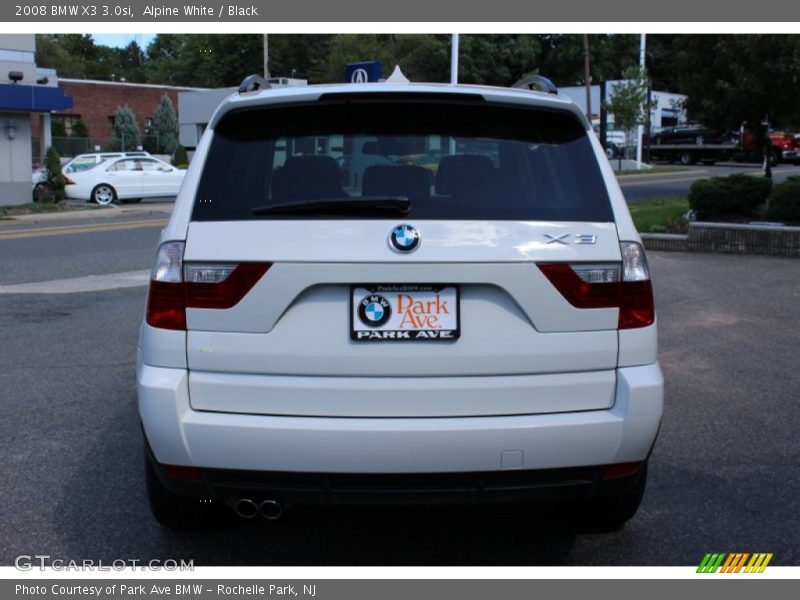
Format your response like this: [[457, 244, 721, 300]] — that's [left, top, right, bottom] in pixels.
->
[[176, 94, 627, 417]]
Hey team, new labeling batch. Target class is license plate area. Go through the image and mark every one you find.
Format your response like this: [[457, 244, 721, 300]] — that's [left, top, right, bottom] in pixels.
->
[[350, 284, 460, 342]]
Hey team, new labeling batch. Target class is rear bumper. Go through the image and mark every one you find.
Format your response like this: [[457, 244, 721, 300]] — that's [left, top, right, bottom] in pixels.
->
[[146, 439, 648, 506], [64, 184, 91, 201], [138, 358, 663, 476]]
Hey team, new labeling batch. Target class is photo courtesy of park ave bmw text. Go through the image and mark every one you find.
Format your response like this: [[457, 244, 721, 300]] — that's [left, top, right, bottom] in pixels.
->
[[0, 0, 799, 595]]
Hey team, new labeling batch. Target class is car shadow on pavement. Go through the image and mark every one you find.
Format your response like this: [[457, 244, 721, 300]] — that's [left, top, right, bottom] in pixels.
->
[[53, 400, 578, 566]]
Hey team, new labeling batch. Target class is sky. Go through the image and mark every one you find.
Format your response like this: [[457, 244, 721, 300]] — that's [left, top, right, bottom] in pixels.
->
[[92, 34, 156, 49]]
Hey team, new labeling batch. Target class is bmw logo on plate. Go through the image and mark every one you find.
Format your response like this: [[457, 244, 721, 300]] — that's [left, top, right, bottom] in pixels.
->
[[389, 224, 420, 253], [357, 294, 392, 328]]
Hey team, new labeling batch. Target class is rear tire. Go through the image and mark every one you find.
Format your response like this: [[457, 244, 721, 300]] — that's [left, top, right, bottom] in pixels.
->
[[32, 183, 47, 202], [575, 463, 648, 532], [91, 184, 116, 205], [679, 151, 696, 166], [145, 454, 220, 530]]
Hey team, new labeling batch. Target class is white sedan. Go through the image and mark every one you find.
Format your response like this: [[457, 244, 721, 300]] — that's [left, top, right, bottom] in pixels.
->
[[64, 156, 186, 205]]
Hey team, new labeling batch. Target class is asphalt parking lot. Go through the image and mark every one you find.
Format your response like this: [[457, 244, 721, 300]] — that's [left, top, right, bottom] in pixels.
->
[[0, 241, 798, 565]]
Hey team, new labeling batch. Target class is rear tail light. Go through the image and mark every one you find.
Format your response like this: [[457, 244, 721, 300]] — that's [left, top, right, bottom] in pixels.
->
[[64, 176, 75, 185], [145, 241, 271, 330], [185, 263, 271, 309], [146, 242, 186, 330], [617, 241, 654, 329], [537, 241, 654, 329]]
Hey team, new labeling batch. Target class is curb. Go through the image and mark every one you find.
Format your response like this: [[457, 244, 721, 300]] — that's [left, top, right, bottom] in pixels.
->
[[642, 222, 800, 257], [0, 203, 173, 226], [640, 233, 689, 253]]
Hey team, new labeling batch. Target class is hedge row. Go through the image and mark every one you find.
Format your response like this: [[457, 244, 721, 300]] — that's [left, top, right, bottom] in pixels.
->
[[688, 174, 772, 218], [768, 176, 800, 222]]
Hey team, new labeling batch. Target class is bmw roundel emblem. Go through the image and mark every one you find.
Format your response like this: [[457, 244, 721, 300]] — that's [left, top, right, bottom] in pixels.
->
[[389, 224, 420, 253], [357, 294, 392, 327]]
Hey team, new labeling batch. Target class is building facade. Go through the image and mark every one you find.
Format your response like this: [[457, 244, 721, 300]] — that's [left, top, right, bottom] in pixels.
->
[[0, 34, 72, 206], [560, 82, 687, 132], [30, 78, 206, 157]]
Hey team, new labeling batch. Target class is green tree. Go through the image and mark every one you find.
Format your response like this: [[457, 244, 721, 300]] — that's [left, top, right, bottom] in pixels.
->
[[51, 119, 67, 138], [536, 34, 640, 87], [146, 34, 263, 87], [173, 145, 189, 168], [267, 35, 334, 82], [457, 35, 541, 86], [113, 104, 141, 150], [150, 94, 179, 154], [647, 35, 800, 130], [604, 66, 652, 158], [323, 34, 450, 83], [72, 118, 89, 139], [36, 34, 80, 77], [35, 34, 106, 79], [119, 40, 146, 82], [43, 146, 66, 202]]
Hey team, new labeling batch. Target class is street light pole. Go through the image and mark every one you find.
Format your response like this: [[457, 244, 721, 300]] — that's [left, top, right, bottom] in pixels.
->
[[583, 35, 592, 121], [450, 33, 459, 85], [264, 33, 269, 79], [636, 33, 646, 169]]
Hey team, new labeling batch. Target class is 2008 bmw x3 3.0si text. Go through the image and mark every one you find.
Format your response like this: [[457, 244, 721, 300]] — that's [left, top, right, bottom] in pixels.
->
[[137, 77, 663, 529]]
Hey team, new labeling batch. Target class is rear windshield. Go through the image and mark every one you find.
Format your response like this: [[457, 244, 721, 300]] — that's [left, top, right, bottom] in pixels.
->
[[192, 99, 613, 222], [65, 156, 103, 174]]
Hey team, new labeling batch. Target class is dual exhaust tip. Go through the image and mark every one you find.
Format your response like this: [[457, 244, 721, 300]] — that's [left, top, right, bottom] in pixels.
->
[[234, 498, 282, 520]]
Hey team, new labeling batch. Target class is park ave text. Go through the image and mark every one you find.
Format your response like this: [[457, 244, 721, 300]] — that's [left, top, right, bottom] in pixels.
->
[[16, 584, 316, 597]]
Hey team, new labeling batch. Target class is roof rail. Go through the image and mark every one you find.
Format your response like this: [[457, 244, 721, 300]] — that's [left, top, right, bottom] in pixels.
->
[[511, 76, 558, 95], [238, 74, 271, 94]]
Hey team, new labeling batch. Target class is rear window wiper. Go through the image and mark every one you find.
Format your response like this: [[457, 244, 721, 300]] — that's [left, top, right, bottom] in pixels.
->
[[251, 196, 410, 216]]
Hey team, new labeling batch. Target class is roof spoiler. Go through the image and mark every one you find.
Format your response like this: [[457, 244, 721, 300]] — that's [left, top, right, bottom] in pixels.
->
[[511, 76, 558, 95], [238, 74, 271, 93]]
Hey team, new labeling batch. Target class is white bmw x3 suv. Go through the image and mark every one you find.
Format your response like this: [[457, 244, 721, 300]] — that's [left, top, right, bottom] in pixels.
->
[[138, 75, 663, 529]]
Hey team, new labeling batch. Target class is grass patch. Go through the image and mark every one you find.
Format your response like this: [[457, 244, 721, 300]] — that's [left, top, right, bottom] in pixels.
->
[[628, 196, 690, 233], [0, 202, 102, 219]]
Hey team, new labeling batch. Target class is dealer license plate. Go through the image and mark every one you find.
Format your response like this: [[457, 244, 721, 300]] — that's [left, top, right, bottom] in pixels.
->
[[350, 284, 460, 342]]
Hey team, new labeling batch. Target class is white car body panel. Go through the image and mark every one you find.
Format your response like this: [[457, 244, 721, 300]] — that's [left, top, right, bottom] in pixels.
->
[[139, 358, 662, 473], [183, 220, 621, 263], [138, 82, 662, 485], [107, 163, 142, 197], [65, 156, 186, 201], [187, 369, 616, 417], [183, 260, 619, 335]]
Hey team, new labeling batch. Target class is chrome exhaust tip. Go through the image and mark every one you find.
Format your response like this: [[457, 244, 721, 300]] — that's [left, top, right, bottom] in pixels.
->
[[234, 498, 259, 519], [259, 499, 283, 520]]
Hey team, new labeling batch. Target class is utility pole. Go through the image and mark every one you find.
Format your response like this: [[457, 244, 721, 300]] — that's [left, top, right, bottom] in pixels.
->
[[583, 35, 592, 121], [264, 33, 269, 79], [763, 113, 773, 179], [451, 33, 459, 85], [636, 33, 646, 169]]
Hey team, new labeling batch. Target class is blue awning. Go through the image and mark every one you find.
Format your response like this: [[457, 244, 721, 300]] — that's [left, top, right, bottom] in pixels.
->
[[0, 83, 73, 112]]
